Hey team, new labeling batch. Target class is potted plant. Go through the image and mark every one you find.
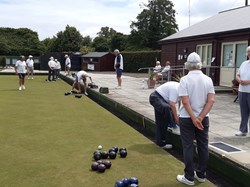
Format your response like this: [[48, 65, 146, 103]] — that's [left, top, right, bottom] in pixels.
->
[[147, 68, 156, 89]]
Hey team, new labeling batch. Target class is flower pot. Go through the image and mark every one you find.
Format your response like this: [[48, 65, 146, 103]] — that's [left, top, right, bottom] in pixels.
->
[[147, 79, 156, 89]]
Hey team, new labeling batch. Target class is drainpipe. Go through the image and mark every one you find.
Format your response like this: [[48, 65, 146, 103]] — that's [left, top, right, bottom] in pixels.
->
[[246, 0, 248, 6]]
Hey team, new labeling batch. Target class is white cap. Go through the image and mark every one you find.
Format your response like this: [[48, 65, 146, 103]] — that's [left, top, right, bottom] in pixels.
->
[[186, 52, 201, 64], [156, 61, 160, 64], [55, 59, 58, 62], [65, 54, 68, 57], [29, 55, 33, 58], [114, 49, 119, 53], [50, 57, 54, 60]]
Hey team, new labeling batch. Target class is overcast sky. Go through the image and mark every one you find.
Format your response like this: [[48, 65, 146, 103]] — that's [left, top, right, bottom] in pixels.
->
[[0, 0, 246, 40]]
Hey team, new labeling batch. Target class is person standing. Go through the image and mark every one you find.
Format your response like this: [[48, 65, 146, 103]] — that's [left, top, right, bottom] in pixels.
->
[[235, 46, 250, 136], [54, 59, 61, 79], [26, 55, 34, 79], [65, 54, 71, 76], [114, 49, 123, 89], [71, 70, 93, 96], [15, 55, 27, 90], [177, 52, 215, 186], [48, 57, 56, 82], [149, 81, 180, 149]]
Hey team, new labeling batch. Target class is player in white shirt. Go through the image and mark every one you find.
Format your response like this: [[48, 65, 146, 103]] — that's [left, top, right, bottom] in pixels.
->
[[71, 70, 93, 95], [65, 54, 71, 76], [15, 55, 27, 90], [54, 59, 61, 79], [48, 57, 56, 81], [114, 49, 123, 89], [149, 81, 180, 149], [26, 55, 34, 79]]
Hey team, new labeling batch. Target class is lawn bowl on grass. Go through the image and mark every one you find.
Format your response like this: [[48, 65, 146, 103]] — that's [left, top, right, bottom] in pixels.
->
[[0, 76, 215, 187]]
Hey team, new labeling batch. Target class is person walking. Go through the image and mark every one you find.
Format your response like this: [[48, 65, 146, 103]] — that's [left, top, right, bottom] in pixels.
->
[[48, 57, 56, 82], [235, 46, 250, 136], [149, 81, 180, 149], [54, 59, 61, 79], [177, 52, 215, 186], [15, 55, 27, 90], [114, 49, 123, 89], [65, 54, 71, 76], [26, 55, 34, 79]]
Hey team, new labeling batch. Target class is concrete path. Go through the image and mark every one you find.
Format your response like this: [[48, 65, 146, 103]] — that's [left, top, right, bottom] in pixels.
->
[[86, 72, 250, 169]]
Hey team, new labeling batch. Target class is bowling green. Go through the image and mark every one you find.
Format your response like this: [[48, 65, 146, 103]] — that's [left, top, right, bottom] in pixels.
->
[[0, 76, 215, 187]]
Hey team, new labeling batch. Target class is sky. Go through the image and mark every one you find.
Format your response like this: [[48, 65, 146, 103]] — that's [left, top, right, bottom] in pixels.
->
[[0, 0, 246, 40]]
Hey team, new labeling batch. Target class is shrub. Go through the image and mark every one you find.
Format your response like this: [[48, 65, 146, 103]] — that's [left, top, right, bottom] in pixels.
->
[[121, 51, 161, 73]]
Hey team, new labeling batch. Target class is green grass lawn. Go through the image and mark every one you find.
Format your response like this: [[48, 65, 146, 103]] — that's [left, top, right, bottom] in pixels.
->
[[0, 75, 215, 187]]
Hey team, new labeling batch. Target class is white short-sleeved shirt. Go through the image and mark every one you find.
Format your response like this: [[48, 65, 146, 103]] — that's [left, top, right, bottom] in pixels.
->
[[114, 54, 123, 70], [237, 60, 250, 93], [65, 57, 71, 68], [153, 65, 162, 73], [179, 70, 215, 118], [156, 81, 180, 103], [48, 60, 56, 68], [26, 59, 34, 67], [55, 61, 61, 69], [77, 71, 89, 80], [15, 60, 27, 73]]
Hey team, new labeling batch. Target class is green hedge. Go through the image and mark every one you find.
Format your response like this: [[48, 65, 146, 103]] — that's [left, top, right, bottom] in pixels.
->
[[121, 51, 161, 73], [0, 56, 6, 67], [34, 63, 40, 70]]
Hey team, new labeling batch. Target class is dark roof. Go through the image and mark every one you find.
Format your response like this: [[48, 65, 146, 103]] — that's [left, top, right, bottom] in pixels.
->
[[160, 5, 250, 42], [82, 52, 110, 58]]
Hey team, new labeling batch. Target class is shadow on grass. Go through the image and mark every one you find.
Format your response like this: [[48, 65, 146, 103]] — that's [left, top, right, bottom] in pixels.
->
[[128, 143, 166, 155], [0, 89, 19, 92]]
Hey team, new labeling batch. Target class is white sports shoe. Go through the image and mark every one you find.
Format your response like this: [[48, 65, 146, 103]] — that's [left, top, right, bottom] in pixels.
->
[[22, 85, 26, 90], [194, 171, 206, 183], [19, 86, 22, 91], [176, 175, 194, 186], [168, 125, 180, 135], [161, 144, 173, 150], [85, 92, 88, 96], [31, 77, 34, 79], [115, 86, 122, 89], [27, 77, 30, 79], [235, 131, 247, 136]]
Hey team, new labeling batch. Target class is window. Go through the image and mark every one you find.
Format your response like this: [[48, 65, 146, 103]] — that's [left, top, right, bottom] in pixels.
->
[[221, 42, 247, 68], [196, 44, 212, 66]]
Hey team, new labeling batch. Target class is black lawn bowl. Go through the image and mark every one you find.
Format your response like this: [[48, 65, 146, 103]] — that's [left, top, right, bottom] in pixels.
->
[[103, 160, 112, 169], [93, 152, 102, 161], [109, 148, 116, 153], [91, 162, 99, 171], [101, 151, 109, 159], [109, 151, 117, 159], [96, 160, 103, 165], [75, 94, 82, 98], [119, 150, 127, 158], [122, 178, 130, 186], [112, 146, 119, 153], [119, 147, 127, 153], [129, 177, 139, 185], [98, 164, 106, 173], [115, 180, 124, 187], [64, 92, 71, 96]]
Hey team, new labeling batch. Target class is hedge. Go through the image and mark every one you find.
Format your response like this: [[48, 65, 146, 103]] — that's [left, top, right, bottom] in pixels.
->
[[0, 56, 6, 67], [121, 51, 161, 73]]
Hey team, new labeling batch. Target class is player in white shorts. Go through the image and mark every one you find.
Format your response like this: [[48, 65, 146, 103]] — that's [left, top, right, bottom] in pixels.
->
[[71, 70, 92, 95]]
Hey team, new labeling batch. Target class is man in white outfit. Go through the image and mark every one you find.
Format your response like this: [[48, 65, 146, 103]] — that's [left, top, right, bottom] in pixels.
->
[[65, 54, 71, 76], [26, 55, 34, 79], [114, 49, 123, 89]]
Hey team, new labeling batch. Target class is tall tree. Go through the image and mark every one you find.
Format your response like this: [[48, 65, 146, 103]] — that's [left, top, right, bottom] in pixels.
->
[[130, 0, 178, 49], [52, 25, 83, 52]]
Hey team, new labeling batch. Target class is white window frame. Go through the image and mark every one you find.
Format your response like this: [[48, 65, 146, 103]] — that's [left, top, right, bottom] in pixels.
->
[[221, 41, 248, 68], [196, 44, 212, 66]]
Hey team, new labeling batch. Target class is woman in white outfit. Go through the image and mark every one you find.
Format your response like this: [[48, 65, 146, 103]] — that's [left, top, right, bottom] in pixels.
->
[[15, 55, 27, 90]]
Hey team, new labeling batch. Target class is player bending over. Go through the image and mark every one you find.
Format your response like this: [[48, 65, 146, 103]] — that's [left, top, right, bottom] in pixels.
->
[[71, 70, 92, 95]]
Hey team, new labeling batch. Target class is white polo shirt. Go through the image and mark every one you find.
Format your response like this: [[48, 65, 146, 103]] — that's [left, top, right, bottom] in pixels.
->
[[156, 81, 180, 103], [55, 61, 61, 69], [114, 54, 123, 70], [179, 70, 215, 118], [237, 60, 250, 93], [26, 59, 34, 67], [15, 60, 27, 74], [77, 70, 89, 80], [65, 57, 71, 68], [48, 60, 56, 69]]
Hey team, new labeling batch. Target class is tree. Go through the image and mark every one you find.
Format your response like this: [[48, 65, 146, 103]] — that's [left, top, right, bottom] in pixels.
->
[[110, 33, 128, 51], [52, 25, 83, 52], [130, 0, 178, 49], [41, 37, 56, 52]]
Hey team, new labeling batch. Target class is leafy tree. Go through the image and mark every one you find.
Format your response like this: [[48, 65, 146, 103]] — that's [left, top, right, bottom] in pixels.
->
[[92, 37, 109, 52], [110, 33, 128, 51], [130, 0, 178, 49], [80, 46, 95, 54], [97, 27, 117, 39], [41, 37, 56, 52], [52, 25, 83, 52], [82, 35, 92, 47]]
